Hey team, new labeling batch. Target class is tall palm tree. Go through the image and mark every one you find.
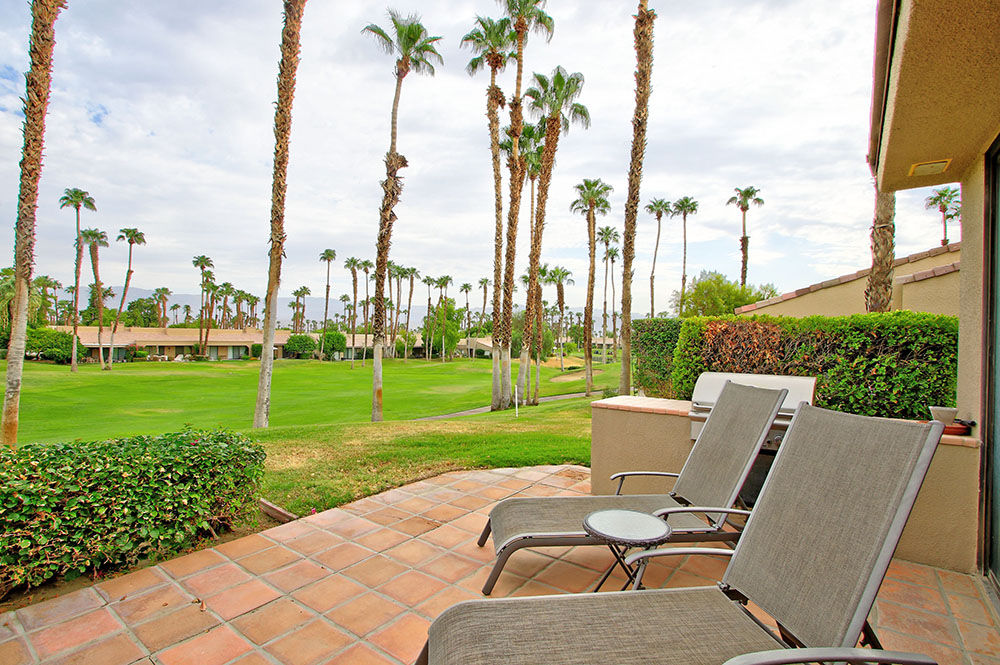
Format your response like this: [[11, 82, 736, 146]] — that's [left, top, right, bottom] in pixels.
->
[[201, 272, 217, 351], [644, 197, 670, 318], [570, 178, 613, 395], [32, 275, 57, 325], [478, 277, 490, 329], [924, 186, 960, 246], [318, 248, 336, 358], [497, 0, 554, 410], [437, 275, 453, 362], [363, 9, 443, 422], [170, 303, 180, 324], [59, 187, 96, 373], [254, 0, 307, 428], [246, 294, 260, 327], [183, 303, 192, 324], [191, 255, 213, 352], [726, 185, 764, 287], [216, 282, 233, 328], [671, 196, 698, 315], [360, 259, 373, 366], [80, 228, 109, 369], [422, 274, 435, 361], [619, 0, 656, 397], [460, 282, 473, 359], [463, 15, 515, 407], [596, 225, 619, 365], [866, 185, 896, 312], [546, 266, 573, 370], [607, 246, 620, 360], [344, 257, 361, 367], [108, 228, 145, 365], [402, 266, 418, 361], [3, 0, 65, 447], [152, 287, 171, 328]]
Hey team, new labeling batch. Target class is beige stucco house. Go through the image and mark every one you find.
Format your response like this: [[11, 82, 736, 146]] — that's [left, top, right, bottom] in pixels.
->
[[54, 326, 292, 361]]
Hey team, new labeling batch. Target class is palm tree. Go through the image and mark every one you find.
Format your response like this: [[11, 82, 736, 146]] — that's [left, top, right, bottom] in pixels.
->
[[202, 274, 217, 351], [110, 228, 147, 362], [462, 15, 515, 407], [597, 225, 620, 365], [363, 9, 443, 422], [607, 246, 620, 360], [216, 282, 233, 328], [644, 197, 670, 318], [152, 287, 171, 328], [570, 178, 613, 395], [344, 257, 361, 367], [437, 275, 453, 362], [402, 266, 418, 361], [671, 196, 698, 315], [32, 275, 58, 325], [183, 303, 192, 324], [726, 185, 765, 287], [497, 0, 554, 411], [191, 255, 213, 353], [80, 228, 109, 369], [59, 187, 96, 373], [246, 294, 260, 327], [866, 185, 896, 312], [3, 0, 65, 447], [924, 186, 960, 246], [460, 282, 473, 359], [619, 0, 657, 397], [317, 248, 337, 358], [422, 274, 435, 361], [478, 277, 490, 329], [546, 266, 573, 371], [170, 303, 180, 324], [360, 259, 373, 366]]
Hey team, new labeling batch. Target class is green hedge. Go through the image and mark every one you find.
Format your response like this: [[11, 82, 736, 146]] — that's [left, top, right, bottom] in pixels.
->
[[0, 429, 265, 595], [26, 327, 84, 364], [632, 318, 684, 397], [668, 311, 957, 419]]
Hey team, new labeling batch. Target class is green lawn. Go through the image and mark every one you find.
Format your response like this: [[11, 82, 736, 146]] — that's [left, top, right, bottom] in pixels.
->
[[12, 357, 620, 444]]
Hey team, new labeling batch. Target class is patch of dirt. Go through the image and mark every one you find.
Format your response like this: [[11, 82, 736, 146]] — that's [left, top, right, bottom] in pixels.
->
[[551, 369, 603, 383]]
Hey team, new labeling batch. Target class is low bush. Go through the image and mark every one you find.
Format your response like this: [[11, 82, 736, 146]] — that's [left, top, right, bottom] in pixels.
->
[[632, 318, 683, 397], [0, 429, 265, 596], [25, 327, 83, 365], [251, 343, 263, 358], [668, 311, 957, 419], [284, 334, 317, 359]]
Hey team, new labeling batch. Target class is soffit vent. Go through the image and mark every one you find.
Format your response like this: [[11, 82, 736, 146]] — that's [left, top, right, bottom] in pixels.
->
[[908, 159, 952, 177]]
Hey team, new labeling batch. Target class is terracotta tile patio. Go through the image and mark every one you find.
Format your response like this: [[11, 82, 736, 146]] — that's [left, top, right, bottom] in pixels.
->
[[2, 465, 997, 665]]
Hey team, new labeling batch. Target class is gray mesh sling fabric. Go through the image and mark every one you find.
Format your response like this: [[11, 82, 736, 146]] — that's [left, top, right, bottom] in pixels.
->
[[722, 404, 942, 647]]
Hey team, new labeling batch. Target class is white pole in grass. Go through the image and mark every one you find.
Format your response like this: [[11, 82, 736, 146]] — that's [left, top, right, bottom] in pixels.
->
[[514, 385, 518, 418]]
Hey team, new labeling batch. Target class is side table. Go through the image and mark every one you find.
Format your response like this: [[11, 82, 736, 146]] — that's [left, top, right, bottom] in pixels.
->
[[583, 509, 672, 592]]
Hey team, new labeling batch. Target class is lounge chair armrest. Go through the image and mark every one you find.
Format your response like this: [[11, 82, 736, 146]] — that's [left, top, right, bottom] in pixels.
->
[[625, 546, 733, 567], [722, 647, 936, 665], [652, 506, 751, 519], [610, 471, 679, 495]]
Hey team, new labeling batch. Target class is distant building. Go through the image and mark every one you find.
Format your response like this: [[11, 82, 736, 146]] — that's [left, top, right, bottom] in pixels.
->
[[53, 326, 293, 361]]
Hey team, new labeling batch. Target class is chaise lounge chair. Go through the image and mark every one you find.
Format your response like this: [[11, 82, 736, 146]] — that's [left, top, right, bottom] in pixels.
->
[[418, 404, 944, 665], [477, 380, 789, 594]]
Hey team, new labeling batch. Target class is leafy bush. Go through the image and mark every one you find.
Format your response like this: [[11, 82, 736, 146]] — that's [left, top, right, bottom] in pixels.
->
[[284, 334, 316, 358], [668, 312, 957, 419], [134, 349, 149, 359], [321, 330, 347, 357], [251, 343, 263, 358], [563, 341, 578, 355], [0, 429, 265, 596], [632, 318, 683, 397], [25, 327, 83, 364]]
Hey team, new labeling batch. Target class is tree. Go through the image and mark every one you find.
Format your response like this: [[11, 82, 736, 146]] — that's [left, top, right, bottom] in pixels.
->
[[673, 270, 777, 317], [80, 229, 109, 369], [254, 0, 308, 429], [216, 282, 233, 328], [618, 0, 656, 397], [726, 185, 764, 287], [546, 265, 572, 370], [107, 227, 145, 366], [422, 274, 436, 360], [924, 186, 960, 246], [570, 178, 613, 396], [462, 14, 515, 405], [437, 275, 453, 362], [284, 333, 316, 358], [607, 245, 620, 360], [671, 196, 698, 316], [59, 187, 95, 373], [363, 9, 443, 422], [460, 282, 473, 358], [170, 303, 180, 324], [497, 0, 554, 411], [360, 259, 373, 366], [597, 225, 619, 365], [344, 257, 361, 367], [402, 266, 418, 361], [152, 287, 171, 328], [192, 255, 213, 352], [478, 277, 490, 328], [866, 185, 896, 312], [3, 0, 65, 447], [318, 249, 336, 356], [644, 197, 670, 318]]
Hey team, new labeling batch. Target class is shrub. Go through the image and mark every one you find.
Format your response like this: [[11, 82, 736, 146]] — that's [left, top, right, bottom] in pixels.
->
[[563, 341, 578, 355], [25, 327, 83, 364], [632, 318, 683, 397], [668, 312, 957, 419], [251, 343, 263, 358], [321, 330, 347, 358], [134, 349, 149, 359], [284, 334, 316, 358], [0, 429, 265, 595]]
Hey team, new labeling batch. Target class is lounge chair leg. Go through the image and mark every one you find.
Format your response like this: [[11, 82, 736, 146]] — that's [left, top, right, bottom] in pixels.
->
[[415, 641, 429, 665], [481, 543, 520, 595], [477, 519, 492, 547]]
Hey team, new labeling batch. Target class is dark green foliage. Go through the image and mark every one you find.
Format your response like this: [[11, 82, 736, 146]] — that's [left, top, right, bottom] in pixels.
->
[[0, 429, 265, 595], [283, 334, 316, 358], [25, 327, 84, 364], [632, 318, 684, 397], [509, 310, 554, 359], [423, 298, 463, 358], [671, 270, 778, 317], [321, 330, 347, 357], [125, 297, 160, 327], [668, 312, 957, 419], [251, 343, 263, 358]]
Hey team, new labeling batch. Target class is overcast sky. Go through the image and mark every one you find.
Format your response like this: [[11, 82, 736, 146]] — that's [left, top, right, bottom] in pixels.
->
[[0, 0, 959, 321]]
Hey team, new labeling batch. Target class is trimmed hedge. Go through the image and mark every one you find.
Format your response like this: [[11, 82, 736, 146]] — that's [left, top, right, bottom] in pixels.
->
[[0, 429, 265, 595], [632, 318, 684, 397], [667, 312, 957, 419], [25, 327, 84, 364]]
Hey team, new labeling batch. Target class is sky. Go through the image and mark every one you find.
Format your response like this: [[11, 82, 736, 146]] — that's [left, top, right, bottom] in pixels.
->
[[0, 0, 960, 323]]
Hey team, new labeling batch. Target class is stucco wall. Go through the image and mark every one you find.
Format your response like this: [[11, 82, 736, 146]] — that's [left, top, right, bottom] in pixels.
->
[[957, 156, 985, 433], [899, 270, 961, 316]]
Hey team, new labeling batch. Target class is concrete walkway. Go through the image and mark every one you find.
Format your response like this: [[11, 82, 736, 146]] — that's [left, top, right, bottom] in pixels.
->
[[414, 392, 589, 421]]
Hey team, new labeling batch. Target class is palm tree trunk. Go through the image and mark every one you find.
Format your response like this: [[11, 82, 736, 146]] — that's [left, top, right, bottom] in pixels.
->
[[108, 243, 135, 369], [865, 186, 896, 312], [650, 212, 661, 317], [254, 0, 306, 429], [941, 210, 949, 246], [403, 275, 414, 362], [362, 277, 369, 366], [439, 291, 446, 363], [680, 212, 688, 315], [740, 207, 749, 288], [584, 207, 596, 396], [517, 177, 538, 405], [350, 272, 357, 368], [71, 212, 82, 372], [611, 262, 617, 362], [601, 253, 608, 365], [619, 0, 656, 397], [2, 0, 62, 448], [488, 68, 505, 410], [89, 245, 105, 370], [557, 290, 565, 372], [320, 261, 330, 359]]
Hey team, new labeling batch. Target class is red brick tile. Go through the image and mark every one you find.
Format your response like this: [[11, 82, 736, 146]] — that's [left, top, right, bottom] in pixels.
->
[[938, 569, 983, 597], [949, 593, 996, 626], [456, 566, 529, 597], [344, 555, 408, 587], [877, 578, 949, 615], [449, 512, 487, 534], [0, 638, 33, 665], [285, 530, 342, 556], [326, 592, 405, 636], [16, 587, 103, 631], [392, 516, 441, 537], [958, 619, 1000, 657], [325, 517, 380, 539], [448, 495, 490, 511], [451, 538, 496, 563], [386, 540, 444, 567], [368, 613, 430, 664], [232, 598, 316, 645], [204, 579, 282, 620], [879, 629, 966, 665], [414, 586, 480, 620], [364, 506, 411, 526], [30, 608, 122, 660], [324, 643, 396, 665], [265, 619, 352, 665], [160, 548, 226, 579], [421, 503, 467, 523], [377, 571, 446, 606], [678, 553, 730, 581], [215, 534, 276, 560], [451, 480, 486, 493], [131, 603, 220, 652], [420, 524, 471, 549], [501, 549, 558, 578], [425, 490, 464, 504], [378, 488, 416, 504], [971, 654, 1000, 665], [238, 545, 301, 575], [559, 546, 615, 572], [420, 553, 481, 584], [662, 569, 717, 589], [113, 584, 194, 625], [313, 543, 373, 571], [0, 612, 16, 642], [355, 528, 410, 553], [530, 559, 600, 594], [395, 496, 436, 514], [264, 560, 330, 593], [342, 497, 384, 515], [497, 478, 532, 491], [95, 567, 169, 603], [230, 653, 277, 665], [262, 520, 317, 542], [157, 625, 252, 665], [292, 576, 367, 613], [181, 563, 253, 598], [886, 559, 940, 588], [301, 508, 352, 528], [44, 632, 145, 665], [875, 602, 961, 647]]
